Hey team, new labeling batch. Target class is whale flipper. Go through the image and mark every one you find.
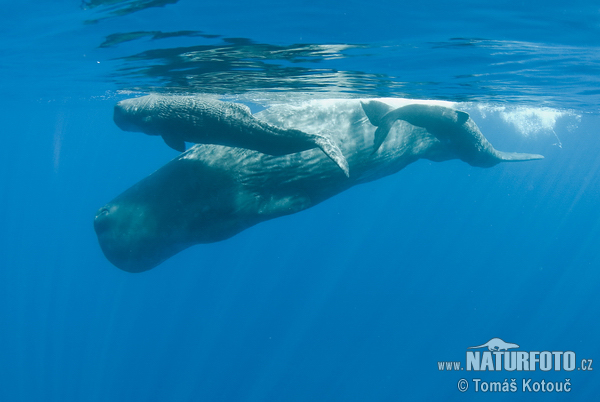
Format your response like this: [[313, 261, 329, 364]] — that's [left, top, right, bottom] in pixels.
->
[[162, 134, 187, 153], [313, 135, 350, 177], [496, 151, 544, 162]]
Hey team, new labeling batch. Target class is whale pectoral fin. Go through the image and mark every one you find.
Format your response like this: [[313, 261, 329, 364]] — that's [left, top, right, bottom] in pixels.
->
[[162, 134, 186, 153], [313, 135, 350, 177], [456, 110, 470, 125], [497, 151, 544, 162], [361, 100, 394, 127]]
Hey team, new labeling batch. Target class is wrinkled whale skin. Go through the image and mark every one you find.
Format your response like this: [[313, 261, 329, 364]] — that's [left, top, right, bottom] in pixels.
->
[[95, 99, 543, 272], [113, 94, 350, 176]]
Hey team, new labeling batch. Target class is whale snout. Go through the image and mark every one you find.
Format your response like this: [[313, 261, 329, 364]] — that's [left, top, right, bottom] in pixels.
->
[[93, 205, 112, 230], [113, 101, 143, 133], [113, 95, 162, 135], [93, 203, 138, 271], [94, 202, 170, 273]]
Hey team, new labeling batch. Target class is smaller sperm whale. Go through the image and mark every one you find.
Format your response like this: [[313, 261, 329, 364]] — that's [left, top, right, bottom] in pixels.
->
[[361, 101, 544, 167], [114, 94, 350, 176]]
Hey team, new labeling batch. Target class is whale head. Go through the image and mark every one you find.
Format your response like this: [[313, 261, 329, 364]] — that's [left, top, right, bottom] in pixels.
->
[[113, 95, 162, 135], [94, 201, 176, 273], [93, 150, 257, 272]]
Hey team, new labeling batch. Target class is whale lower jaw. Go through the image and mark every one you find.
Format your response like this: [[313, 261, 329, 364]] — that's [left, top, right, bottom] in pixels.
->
[[497, 151, 544, 162]]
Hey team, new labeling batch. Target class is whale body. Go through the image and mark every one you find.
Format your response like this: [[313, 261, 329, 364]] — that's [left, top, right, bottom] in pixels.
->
[[95, 98, 543, 272], [114, 94, 350, 176]]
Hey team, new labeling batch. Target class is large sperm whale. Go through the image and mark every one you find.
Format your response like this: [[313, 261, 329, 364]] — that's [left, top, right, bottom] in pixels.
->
[[95, 98, 544, 272], [361, 101, 544, 166], [114, 94, 350, 176]]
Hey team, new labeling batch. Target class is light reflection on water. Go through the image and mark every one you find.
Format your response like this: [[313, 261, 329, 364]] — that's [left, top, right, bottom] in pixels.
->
[[4, 0, 596, 111], [81, 0, 180, 23], [100, 31, 600, 110]]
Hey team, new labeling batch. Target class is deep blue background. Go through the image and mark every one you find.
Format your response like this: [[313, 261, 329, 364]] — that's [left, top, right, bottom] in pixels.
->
[[1, 1, 599, 400]]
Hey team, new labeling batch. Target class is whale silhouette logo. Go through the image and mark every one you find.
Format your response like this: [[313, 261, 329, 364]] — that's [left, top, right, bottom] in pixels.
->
[[468, 338, 520, 351]]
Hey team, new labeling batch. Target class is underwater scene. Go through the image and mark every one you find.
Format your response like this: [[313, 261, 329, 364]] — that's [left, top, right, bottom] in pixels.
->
[[1, 0, 599, 400]]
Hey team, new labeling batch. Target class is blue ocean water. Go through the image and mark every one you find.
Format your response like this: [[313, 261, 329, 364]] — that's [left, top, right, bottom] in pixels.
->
[[1, 1, 599, 400]]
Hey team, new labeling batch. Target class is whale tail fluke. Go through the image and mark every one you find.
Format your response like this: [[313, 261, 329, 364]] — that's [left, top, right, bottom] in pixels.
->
[[496, 151, 545, 162], [360, 100, 395, 154], [313, 135, 350, 177], [361, 100, 402, 153], [372, 126, 389, 154], [361, 100, 394, 127]]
